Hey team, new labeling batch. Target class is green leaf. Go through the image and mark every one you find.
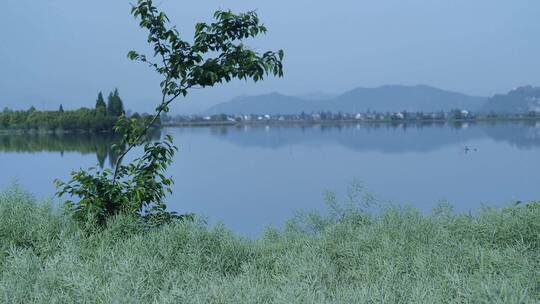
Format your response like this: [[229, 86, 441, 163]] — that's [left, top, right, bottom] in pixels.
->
[[127, 50, 139, 60]]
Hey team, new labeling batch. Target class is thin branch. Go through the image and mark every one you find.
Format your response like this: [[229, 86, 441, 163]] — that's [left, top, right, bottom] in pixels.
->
[[111, 85, 187, 185], [148, 9, 172, 75]]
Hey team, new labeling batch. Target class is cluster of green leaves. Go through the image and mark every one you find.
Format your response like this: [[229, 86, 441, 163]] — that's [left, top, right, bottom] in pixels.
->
[[56, 0, 284, 229], [56, 135, 181, 227], [127, 1, 284, 105]]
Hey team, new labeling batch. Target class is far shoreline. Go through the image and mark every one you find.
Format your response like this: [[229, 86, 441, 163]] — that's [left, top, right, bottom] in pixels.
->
[[162, 116, 540, 128], [0, 116, 538, 134]]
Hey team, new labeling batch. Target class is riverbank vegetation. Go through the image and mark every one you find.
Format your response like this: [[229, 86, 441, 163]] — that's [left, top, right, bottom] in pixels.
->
[[0, 89, 155, 133], [0, 187, 538, 303]]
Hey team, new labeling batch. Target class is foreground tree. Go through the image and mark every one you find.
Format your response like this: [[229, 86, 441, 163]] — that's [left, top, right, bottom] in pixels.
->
[[56, 0, 284, 227]]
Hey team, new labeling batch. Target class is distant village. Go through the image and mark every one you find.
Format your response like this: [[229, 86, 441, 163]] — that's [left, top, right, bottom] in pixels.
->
[[161, 109, 540, 126]]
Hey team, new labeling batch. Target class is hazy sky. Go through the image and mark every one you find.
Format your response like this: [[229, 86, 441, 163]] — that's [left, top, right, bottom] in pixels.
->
[[1, 0, 539, 113]]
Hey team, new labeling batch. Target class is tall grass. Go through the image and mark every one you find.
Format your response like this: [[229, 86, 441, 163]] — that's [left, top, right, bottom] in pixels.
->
[[0, 187, 538, 303]]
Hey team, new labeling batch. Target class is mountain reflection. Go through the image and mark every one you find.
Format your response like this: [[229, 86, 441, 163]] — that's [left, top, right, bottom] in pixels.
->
[[483, 121, 540, 150], [200, 121, 540, 152]]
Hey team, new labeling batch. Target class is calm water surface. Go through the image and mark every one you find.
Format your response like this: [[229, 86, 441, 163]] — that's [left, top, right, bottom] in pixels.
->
[[1, 122, 539, 235]]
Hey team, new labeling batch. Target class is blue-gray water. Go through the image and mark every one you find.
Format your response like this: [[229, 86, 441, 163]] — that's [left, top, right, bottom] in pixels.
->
[[1, 122, 539, 235]]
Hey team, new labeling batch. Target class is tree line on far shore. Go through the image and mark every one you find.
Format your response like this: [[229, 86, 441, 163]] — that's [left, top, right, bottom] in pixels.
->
[[0, 89, 155, 132]]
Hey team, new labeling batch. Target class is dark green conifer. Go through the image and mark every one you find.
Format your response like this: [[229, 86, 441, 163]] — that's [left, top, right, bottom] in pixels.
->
[[107, 88, 124, 117], [95, 92, 107, 115]]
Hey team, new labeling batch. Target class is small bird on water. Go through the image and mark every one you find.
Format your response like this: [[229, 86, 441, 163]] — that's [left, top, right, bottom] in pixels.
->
[[464, 146, 478, 153]]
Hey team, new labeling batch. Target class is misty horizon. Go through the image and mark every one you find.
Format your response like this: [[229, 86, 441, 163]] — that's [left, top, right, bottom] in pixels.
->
[[0, 83, 528, 115]]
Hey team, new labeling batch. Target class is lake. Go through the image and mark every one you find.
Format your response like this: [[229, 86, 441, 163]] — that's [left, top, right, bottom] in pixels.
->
[[1, 121, 539, 235]]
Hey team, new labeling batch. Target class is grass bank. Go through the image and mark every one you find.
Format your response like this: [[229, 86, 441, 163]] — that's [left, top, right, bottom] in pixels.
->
[[0, 187, 538, 303]]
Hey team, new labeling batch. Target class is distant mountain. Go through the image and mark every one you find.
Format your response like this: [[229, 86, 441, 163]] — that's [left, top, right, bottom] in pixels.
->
[[203, 85, 487, 115], [204, 93, 326, 115], [300, 91, 338, 101], [482, 86, 540, 113], [331, 85, 486, 112]]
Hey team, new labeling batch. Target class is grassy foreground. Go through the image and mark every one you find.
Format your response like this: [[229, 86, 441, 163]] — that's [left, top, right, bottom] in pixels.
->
[[0, 188, 538, 303]]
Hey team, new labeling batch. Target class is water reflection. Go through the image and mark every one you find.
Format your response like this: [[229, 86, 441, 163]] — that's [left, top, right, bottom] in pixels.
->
[[1, 123, 539, 163], [0, 130, 161, 168], [483, 121, 540, 149], [0, 122, 539, 235], [196, 121, 540, 152]]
